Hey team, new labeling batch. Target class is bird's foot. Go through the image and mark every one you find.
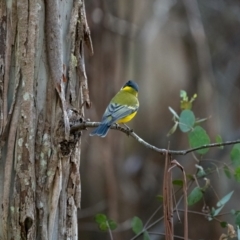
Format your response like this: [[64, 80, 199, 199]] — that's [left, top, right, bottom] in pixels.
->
[[123, 124, 133, 136]]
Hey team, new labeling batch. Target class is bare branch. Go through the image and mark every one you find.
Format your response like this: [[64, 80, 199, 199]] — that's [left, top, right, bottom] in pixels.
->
[[71, 121, 240, 155]]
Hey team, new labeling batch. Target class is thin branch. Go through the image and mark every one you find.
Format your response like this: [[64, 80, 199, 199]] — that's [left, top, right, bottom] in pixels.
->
[[163, 151, 174, 240], [148, 232, 193, 240], [169, 160, 188, 240], [130, 216, 164, 240], [143, 205, 163, 229], [70, 121, 240, 155], [106, 221, 114, 240]]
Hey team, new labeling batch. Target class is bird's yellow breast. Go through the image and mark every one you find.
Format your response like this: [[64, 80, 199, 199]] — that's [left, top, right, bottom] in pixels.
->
[[117, 111, 137, 123]]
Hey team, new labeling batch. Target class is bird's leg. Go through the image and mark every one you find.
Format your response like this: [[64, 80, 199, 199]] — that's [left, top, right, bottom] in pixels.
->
[[115, 123, 126, 132], [113, 122, 120, 129], [123, 124, 133, 135]]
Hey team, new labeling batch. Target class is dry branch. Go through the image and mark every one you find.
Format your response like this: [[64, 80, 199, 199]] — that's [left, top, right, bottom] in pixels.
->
[[71, 121, 240, 155]]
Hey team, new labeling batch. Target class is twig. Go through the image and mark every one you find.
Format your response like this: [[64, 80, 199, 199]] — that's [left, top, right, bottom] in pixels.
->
[[163, 151, 173, 240], [106, 221, 114, 240], [70, 121, 240, 155], [143, 204, 163, 229], [130, 216, 164, 240], [148, 232, 193, 240], [169, 160, 188, 240]]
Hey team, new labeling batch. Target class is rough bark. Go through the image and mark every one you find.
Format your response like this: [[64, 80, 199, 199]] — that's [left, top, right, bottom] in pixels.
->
[[0, 0, 92, 239]]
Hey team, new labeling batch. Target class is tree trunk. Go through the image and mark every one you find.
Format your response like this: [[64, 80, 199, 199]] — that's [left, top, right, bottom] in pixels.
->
[[0, 0, 92, 239]]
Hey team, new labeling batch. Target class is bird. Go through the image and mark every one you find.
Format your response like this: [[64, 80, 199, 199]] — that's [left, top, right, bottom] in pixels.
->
[[90, 80, 139, 137]]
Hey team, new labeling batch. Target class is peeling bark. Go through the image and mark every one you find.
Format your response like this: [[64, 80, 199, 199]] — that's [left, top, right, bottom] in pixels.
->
[[10, 0, 39, 239], [68, 0, 92, 109], [0, 0, 7, 134], [45, 0, 70, 139], [0, 0, 92, 238]]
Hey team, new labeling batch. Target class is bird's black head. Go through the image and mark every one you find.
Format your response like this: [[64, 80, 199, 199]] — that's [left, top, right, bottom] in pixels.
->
[[123, 80, 139, 92]]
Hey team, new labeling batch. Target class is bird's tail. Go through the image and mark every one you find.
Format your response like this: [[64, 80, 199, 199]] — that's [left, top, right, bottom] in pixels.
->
[[89, 123, 111, 137]]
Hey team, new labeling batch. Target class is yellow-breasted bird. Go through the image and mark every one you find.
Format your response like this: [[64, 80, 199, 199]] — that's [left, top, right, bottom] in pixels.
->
[[90, 80, 139, 137]]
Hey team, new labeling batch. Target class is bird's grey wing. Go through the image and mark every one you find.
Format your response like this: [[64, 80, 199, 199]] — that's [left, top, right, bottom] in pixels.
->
[[102, 103, 138, 123]]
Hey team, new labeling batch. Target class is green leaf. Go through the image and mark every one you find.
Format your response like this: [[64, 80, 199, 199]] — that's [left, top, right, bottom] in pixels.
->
[[220, 221, 228, 228], [203, 177, 210, 191], [230, 144, 240, 167], [156, 195, 163, 202], [217, 191, 234, 207], [223, 165, 231, 179], [167, 122, 179, 136], [186, 174, 194, 181], [216, 135, 224, 149], [180, 90, 187, 100], [235, 212, 240, 227], [212, 205, 224, 217], [143, 231, 151, 240], [188, 126, 210, 154], [234, 167, 240, 182], [181, 101, 193, 110], [108, 220, 117, 230], [195, 117, 208, 124], [95, 214, 107, 224], [190, 93, 197, 103], [168, 107, 179, 120], [188, 187, 203, 206], [172, 179, 183, 186], [99, 222, 108, 231], [180, 91, 197, 110], [131, 217, 143, 234], [231, 209, 236, 215], [195, 164, 206, 177], [179, 110, 195, 132]]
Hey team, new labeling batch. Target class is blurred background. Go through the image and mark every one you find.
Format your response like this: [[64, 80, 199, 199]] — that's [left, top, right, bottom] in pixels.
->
[[79, 0, 240, 239]]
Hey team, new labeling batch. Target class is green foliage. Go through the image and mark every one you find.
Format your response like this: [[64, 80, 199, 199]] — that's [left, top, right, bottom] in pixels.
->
[[230, 144, 240, 182], [95, 213, 107, 223], [156, 195, 163, 202], [216, 135, 224, 149], [91, 89, 240, 240], [167, 107, 179, 136], [167, 90, 240, 235], [167, 121, 179, 137], [217, 191, 234, 207], [223, 165, 232, 179], [131, 217, 143, 234], [131, 217, 150, 239], [188, 126, 210, 154], [143, 231, 151, 240], [168, 106, 179, 120], [220, 221, 228, 228], [235, 212, 240, 227], [195, 164, 207, 177], [179, 110, 195, 132], [95, 214, 117, 231], [231, 144, 240, 167], [234, 167, 240, 182], [172, 179, 183, 186], [168, 91, 211, 155], [187, 187, 203, 206], [186, 174, 194, 181], [210, 206, 224, 219], [180, 90, 197, 110], [209, 191, 234, 220]]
